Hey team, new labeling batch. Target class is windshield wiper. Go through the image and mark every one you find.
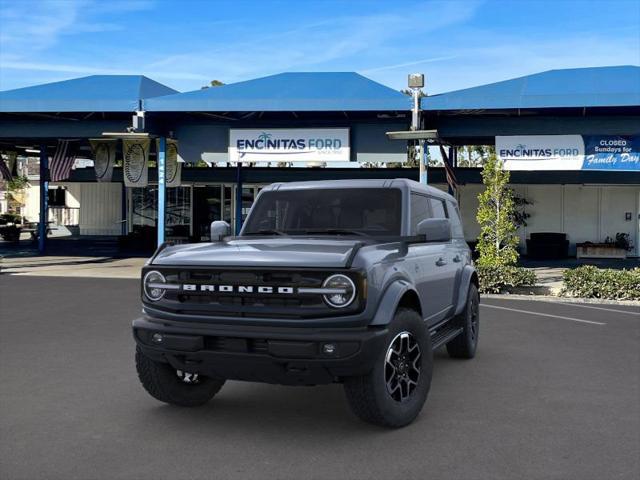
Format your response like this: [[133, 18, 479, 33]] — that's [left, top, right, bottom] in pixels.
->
[[244, 229, 287, 236], [301, 228, 368, 237]]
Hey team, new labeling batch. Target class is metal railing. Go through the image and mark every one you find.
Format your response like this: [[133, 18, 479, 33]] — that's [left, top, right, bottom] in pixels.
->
[[48, 207, 79, 226]]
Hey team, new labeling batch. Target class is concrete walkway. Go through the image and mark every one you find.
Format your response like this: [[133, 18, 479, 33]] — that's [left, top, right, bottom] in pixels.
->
[[2, 255, 638, 292], [0, 255, 147, 278]]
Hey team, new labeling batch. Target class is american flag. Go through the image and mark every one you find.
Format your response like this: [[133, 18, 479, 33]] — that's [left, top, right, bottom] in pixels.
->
[[439, 145, 458, 192], [49, 140, 78, 182], [0, 156, 12, 181]]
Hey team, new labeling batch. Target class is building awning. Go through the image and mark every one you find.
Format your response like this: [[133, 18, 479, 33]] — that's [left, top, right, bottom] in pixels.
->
[[422, 66, 640, 111], [145, 72, 411, 112], [0, 75, 178, 113]]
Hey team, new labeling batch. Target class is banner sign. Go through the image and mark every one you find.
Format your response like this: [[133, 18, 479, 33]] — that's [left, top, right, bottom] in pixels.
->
[[497, 135, 640, 171], [496, 135, 585, 170], [90, 139, 116, 182], [156, 138, 181, 187], [582, 135, 640, 171], [123, 138, 149, 187], [229, 128, 350, 163]]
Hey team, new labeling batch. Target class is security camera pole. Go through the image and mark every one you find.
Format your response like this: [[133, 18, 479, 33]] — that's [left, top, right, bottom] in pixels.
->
[[408, 73, 426, 184]]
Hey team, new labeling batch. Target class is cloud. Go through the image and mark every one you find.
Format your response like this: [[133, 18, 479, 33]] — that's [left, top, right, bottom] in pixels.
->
[[417, 29, 640, 94], [139, 1, 484, 89], [0, 60, 209, 81], [361, 56, 459, 74], [0, 0, 153, 55]]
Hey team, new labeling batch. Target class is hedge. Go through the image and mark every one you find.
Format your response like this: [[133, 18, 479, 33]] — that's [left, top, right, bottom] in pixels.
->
[[561, 266, 640, 300], [476, 265, 537, 294]]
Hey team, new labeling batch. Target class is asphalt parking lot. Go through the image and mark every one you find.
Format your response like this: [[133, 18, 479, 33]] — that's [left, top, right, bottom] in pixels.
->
[[1, 276, 638, 480]]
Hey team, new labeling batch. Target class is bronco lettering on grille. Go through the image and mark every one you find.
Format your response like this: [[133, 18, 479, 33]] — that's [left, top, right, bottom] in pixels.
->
[[182, 284, 295, 294]]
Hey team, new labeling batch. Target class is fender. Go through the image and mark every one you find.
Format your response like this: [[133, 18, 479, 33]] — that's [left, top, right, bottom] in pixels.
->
[[370, 279, 420, 326], [453, 265, 478, 315]]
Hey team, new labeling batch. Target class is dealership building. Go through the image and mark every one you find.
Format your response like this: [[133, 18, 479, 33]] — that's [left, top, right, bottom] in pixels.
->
[[1, 65, 639, 257]]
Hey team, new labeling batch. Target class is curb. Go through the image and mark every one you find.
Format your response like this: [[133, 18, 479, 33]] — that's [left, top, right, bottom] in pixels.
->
[[481, 293, 640, 307]]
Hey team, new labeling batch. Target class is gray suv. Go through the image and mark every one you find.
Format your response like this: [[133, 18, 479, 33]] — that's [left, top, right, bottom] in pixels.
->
[[133, 179, 479, 427]]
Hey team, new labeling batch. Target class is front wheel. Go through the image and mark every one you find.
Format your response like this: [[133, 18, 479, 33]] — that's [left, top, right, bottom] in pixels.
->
[[343, 308, 433, 428], [135, 346, 225, 407]]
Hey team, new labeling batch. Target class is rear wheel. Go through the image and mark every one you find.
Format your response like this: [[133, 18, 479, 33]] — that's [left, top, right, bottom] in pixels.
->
[[446, 283, 480, 359], [135, 346, 225, 407], [343, 308, 433, 428]]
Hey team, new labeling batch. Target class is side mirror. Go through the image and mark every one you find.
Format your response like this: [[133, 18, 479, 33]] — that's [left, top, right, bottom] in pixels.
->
[[210, 220, 231, 242], [417, 218, 451, 243]]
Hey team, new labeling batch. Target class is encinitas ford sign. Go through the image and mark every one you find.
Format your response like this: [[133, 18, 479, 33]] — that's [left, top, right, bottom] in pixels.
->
[[497, 135, 585, 170], [497, 135, 640, 171], [229, 128, 350, 162]]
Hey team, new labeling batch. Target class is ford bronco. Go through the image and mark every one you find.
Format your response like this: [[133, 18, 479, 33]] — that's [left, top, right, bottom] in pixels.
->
[[133, 179, 479, 427]]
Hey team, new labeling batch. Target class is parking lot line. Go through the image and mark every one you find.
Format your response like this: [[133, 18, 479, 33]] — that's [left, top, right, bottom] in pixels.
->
[[481, 303, 607, 326], [544, 301, 640, 316]]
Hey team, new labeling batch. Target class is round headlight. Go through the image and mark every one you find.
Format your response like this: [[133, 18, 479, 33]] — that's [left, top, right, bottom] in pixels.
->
[[143, 270, 166, 301], [322, 274, 356, 308]]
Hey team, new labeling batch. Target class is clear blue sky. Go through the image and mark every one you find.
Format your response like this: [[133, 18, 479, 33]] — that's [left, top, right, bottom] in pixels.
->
[[1, 0, 638, 94]]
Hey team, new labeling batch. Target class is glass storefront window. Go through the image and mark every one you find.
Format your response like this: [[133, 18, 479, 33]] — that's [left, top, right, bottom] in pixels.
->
[[166, 187, 191, 240], [130, 186, 191, 240], [131, 187, 157, 229]]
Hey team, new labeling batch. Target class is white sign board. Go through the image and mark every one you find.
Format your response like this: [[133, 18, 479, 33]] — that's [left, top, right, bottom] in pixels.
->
[[229, 128, 350, 163], [496, 135, 585, 170]]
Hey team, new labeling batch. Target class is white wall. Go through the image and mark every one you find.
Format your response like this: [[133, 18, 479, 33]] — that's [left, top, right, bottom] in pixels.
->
[[78, 182, 122, 235], [456, 183, 640, 257], [23, 182, 40, 222]]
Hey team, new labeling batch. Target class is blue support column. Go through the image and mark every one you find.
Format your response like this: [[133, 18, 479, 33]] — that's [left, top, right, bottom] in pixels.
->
[[121, 182, 127, 236], [38, 145, 48, 254], [235, 162, 243, 235], [157, 137, 166, 247], [420, 140, 428, 184]]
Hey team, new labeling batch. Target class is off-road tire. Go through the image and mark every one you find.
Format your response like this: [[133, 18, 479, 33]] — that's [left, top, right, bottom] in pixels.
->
[[343, 308, 433, 428], [446, 283, 480, 359], [135, 346, 225, 407]]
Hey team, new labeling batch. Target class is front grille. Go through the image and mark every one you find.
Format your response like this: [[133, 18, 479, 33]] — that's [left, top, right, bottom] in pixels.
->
[[143, 267, 364, 320]]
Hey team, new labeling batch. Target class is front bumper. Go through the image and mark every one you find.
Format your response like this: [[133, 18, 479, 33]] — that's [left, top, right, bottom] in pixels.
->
[[133, 316, 388, 386]]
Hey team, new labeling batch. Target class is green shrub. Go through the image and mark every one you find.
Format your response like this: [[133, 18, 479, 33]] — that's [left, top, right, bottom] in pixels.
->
[[477, 265, 537, 294], [562, 266, 640, 300]]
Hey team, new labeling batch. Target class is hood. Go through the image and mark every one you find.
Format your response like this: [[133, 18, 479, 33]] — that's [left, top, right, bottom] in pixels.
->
[[151, 237, 364, 268]]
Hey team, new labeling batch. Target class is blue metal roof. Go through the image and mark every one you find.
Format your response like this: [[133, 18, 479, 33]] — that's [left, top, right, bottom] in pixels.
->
[[145, 72, 411, 112], [0, 75, 178, 113], [422, 66, 640, 111]]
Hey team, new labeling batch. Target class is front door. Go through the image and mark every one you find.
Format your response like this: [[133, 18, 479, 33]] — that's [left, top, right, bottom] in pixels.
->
[[232, 185, 265, 233], [192, 185, 230, 241]]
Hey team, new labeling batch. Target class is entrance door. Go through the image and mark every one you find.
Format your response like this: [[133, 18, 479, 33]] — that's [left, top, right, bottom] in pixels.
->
[[231, 185, 265, 233], [192, 186, 230, 241]]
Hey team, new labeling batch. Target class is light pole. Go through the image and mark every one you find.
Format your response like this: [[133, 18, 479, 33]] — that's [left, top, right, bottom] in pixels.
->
[[408, 73, 426, 184]]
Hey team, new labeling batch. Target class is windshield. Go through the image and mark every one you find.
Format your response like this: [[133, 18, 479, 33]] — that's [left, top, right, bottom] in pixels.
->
[[242, 188, 402, 237]]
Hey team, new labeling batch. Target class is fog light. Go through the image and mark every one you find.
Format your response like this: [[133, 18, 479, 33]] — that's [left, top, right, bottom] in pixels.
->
[[322, 343, 337, 355], [152, 333, 163, 344]]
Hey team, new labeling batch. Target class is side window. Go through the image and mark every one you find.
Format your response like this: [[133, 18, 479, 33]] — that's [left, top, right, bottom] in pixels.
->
[[410, 193, 431, 234], [447, 201, 465, 239], [429, 198, 448, 219]]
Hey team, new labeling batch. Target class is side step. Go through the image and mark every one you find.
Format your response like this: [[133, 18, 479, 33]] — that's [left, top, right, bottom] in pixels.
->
[[430, 324, 463, 349]]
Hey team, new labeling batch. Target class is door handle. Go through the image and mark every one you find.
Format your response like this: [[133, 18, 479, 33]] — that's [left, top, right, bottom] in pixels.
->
[[436, 257, 447, 267], [453, 255, 462, 263]]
